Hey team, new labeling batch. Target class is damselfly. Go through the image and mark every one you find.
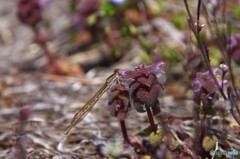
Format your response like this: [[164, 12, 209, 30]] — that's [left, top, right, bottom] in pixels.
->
[[64, 69, 121, 135]]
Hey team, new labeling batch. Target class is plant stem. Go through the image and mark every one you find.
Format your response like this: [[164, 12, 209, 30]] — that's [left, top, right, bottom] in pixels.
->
[[197, 0, 201, 21], [32, 27, 54, 66], [145, 106, 157, 133], [40, 43, 55, 65], [183, 0, 227, 100], [196, 0, 201, 32], [199, 114, 205, 155], [227, 89, 240, 125], [120, 120, 130, 144]]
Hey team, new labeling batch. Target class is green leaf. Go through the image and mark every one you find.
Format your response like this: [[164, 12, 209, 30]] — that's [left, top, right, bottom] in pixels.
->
[[87, 15, 96, 26], [139, 51, 151, 65], [142, 155, 152, 159], [100, 2, 116, 17], [129, 25, 137, 35], [161, 47, 181, 65], [233, 6, 240, 17], [170, 14, 186, 30], [202, 135, 217, 151], [139, 36, 153, 52], [199, 31, 207, 42], [112, 48, 121, 58], [120, 27, 130, 39], [209, 46, 221, 66], [150, 4, 162, 16], [149, 128, 163, 145]]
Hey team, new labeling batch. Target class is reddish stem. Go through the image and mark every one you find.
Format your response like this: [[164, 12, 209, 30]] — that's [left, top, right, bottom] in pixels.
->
[[40, 43, 55, 65], [120, 120, 130, 144], [32, 27, 54, 66], [145, 106, 157, 133]]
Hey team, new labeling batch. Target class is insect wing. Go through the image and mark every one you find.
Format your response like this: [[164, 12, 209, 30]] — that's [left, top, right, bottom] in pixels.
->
[[64, 102, 96, 135], [64, 70, 120, 135]]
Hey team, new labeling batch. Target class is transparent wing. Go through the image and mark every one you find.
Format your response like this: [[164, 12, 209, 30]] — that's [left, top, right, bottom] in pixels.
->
[[64, 84, 108, 135], [64, 70, 120, 135], [64, 98, 99, 135]]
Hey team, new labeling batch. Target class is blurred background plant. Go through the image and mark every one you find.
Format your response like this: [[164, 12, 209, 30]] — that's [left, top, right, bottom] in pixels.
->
[[9, 106, 34, 159], [17, 0, 84, 75]]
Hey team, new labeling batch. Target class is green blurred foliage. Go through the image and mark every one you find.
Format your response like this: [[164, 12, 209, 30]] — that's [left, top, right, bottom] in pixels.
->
[[129, 25, 137, 35], [148, 0, 163, 16], [68, 33, 77, 45], [151, 4, 162, 16], [161, 47, 181, 65], [100, 2, 116, 17], [87, 15, 97, 25], [233, 6, 240, 17], [138, 36, 153, 53], [120, 27, 131, 39], [141, 155, 152, 159], [170, 13, 186, 30], [208, 47, 221, 66], [139, 51, 151, 65], [199, 31, 207, 42], [190, 30, 207, 45], [112, 48, 122, 58]]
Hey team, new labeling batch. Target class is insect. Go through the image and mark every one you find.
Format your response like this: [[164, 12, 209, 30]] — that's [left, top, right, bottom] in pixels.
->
[[64, 69, 121, 135]]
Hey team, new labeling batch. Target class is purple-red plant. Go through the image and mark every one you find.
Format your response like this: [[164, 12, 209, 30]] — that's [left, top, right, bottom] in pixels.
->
[[17, 0, 43, 27], [193, 66, 228, 94], [17, 0, 83, 75], [183, 1, 240, 157], [107, 81, 131, 143], [228, 34, 240, 65], [16, 0, 54, 70], [10, 107, 34, 159], [120, 61, 166, 133]]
